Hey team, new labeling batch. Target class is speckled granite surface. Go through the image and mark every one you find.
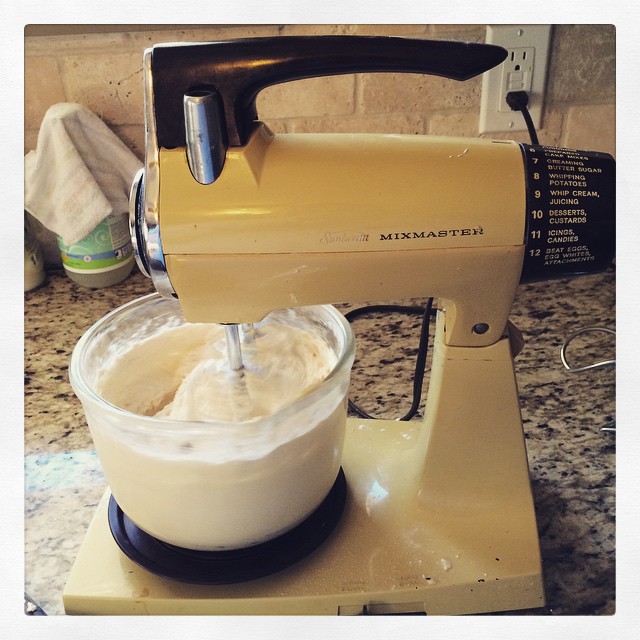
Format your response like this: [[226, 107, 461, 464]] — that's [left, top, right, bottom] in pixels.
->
[[24, 265, 615, 616]]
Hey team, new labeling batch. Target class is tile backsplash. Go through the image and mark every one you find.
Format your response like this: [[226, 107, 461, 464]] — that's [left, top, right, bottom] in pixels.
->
[[24, 24, 615, 158]]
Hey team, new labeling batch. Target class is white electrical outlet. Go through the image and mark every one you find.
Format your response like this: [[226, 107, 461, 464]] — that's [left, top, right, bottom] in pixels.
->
[[498, 47, 535, 112], [479, 25, 551, 135]]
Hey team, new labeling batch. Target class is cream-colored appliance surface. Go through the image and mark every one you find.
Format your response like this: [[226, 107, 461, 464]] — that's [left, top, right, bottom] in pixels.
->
[[160, 127, 525, 254], [157, 126, 526, 334]]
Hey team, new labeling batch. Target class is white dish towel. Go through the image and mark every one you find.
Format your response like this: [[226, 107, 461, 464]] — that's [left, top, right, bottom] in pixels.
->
[[24, 103, 142, 246]]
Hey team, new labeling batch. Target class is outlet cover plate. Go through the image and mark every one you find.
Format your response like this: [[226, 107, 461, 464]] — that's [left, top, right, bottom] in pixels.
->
[[479, 25, 551, 134]]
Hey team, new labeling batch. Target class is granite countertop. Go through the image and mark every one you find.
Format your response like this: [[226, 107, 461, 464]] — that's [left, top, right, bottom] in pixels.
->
[[24, 265, 615, 616]]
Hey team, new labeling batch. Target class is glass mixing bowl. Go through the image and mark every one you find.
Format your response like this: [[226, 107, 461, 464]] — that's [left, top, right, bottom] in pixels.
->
[[70, 294, 355, 551]]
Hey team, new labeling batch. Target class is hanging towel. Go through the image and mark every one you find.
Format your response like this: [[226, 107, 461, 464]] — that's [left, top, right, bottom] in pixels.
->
[[24, 103, 142, 246]]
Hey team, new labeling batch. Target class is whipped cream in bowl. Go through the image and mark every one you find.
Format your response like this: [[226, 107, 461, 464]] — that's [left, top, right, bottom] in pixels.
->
[[70, 294, 355, 551]]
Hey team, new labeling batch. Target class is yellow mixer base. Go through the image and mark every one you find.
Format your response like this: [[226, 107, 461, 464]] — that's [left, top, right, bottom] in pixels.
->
[[64, 416, 544, 615]]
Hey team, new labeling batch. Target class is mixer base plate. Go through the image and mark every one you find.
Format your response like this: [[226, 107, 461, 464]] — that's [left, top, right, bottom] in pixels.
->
[[63, 417, 544, 615], [64, 321, 546, 616], [107, 468, 347, 585]]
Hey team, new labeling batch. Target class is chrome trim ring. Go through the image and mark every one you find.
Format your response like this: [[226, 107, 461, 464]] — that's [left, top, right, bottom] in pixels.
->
[[129, 167, 150, 277], [128, 47, 176, 300]]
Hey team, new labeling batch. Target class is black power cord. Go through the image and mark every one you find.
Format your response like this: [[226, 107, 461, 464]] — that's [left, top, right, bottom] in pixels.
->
[[506, 90, 540, 145], [345, 299, 435, 422]]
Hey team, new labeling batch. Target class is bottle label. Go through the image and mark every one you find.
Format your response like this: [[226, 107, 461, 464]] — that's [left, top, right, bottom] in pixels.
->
[[58, 213, 133, 274]]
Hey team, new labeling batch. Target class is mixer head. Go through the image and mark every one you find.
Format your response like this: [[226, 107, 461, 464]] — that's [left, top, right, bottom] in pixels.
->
[[129, 36, 615, 342]]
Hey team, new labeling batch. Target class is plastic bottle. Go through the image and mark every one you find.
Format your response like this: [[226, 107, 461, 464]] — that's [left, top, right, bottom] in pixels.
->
[[57, 212, 134, 288], [24, 214, 46, 291]]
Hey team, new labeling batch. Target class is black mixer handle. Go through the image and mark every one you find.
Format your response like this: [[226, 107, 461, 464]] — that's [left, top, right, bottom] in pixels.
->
[[151, 36, 507, 148]]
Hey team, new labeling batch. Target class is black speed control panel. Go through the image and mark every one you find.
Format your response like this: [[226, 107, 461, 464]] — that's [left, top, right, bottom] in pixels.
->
[[519, 144, 615, 283]]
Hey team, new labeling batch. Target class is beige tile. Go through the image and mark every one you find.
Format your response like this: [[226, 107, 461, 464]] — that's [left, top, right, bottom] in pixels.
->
[[546, 25, 615, 104], [257, 75, 356, 119], [24, 128, 39, 154], [280, 24, 428, 36], [428, 110, 480, 137], [24, 56, 66, 130], [123, 24, 282, 48], [360, 72, 482, 113], [24, 25, 281, 54], [428, 24, 485, 39], [60, 52, 144, 126], [562, 104, 615, 157], [25, 32, 132, 54], [285, 113, 425, 134]]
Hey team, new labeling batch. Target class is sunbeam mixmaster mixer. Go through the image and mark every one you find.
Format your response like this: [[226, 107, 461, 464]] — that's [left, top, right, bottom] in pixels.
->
[[63, 36, 615, 615]]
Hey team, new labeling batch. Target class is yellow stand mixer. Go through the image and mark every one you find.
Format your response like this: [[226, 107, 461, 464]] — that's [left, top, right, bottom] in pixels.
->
[[63, 36, 615, 615]]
